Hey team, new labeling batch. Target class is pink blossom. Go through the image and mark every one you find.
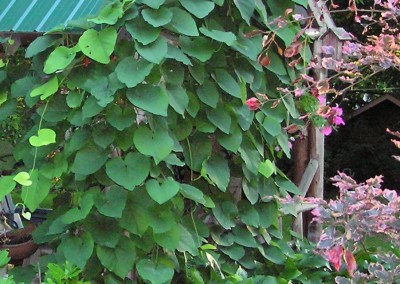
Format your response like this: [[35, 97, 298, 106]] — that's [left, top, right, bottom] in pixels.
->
[[321, 126, 332, 136], [245, 97, 261, 111], [327, 245, 343, 271], [333, 116, 345, 126]]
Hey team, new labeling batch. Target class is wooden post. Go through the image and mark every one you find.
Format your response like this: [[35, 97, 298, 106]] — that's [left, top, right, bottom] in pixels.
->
[[293, 0, 351, 240]]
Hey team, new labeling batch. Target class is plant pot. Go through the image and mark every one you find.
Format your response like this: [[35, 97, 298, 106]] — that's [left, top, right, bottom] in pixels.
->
[[0, 223, 38, 260]]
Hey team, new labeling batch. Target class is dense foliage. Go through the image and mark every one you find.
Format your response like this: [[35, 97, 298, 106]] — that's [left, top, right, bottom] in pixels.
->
[[0, 0, 333, 282], [0, 0, 398, 282]]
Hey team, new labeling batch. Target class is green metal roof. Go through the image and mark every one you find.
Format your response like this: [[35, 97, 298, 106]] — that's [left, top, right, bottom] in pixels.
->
[[0, 0, 106, 33]]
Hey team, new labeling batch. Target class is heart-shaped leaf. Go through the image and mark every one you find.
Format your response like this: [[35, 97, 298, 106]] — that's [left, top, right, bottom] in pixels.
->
[[21, 211, 31, 220], [78, 28, 117, 64], [142, 7, 173, 27], [13, 171, 32, 186], [106, 104, 136, 131], [116, 57, 154, 88], [30, 76, 58, 100], [135, 37, 168, 64], [97, 236, 136, 278], [29, 128, 56, 147], [167, 7, 199, 36], [133, 125, 173, 164], [89, 1, 123, 25], [127, 85, 169, 116], [179, 0, 215, 18], [126, 18, 160, 45], [44, 46, 76, 74], [59, 232, 94, 269], [136, 259, 174, 284], [146, 178, 180, 204], [106, 153, 150, 191], [95, 186, 128, 218]]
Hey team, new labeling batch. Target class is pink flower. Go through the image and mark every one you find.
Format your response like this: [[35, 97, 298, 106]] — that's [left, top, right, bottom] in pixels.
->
[[327, 245, 343, 271], [321, 126, 332, 136], [332, 105, 343, 116], [246, 97, 261, 111], [333, 116, 345, 126]]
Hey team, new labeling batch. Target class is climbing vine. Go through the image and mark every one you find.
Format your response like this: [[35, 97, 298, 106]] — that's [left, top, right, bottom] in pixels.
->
[[3, 0, 396, 282]]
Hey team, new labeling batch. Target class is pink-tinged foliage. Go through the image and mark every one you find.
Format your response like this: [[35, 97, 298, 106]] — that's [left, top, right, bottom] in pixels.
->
[[328, 245, 344, 271], [307, 170, 400, 281], [344, 250, 357, 277]]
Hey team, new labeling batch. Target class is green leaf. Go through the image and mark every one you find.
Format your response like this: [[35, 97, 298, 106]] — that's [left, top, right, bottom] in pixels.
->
[[66, 90, 84, 108], [183, 134, 212, 172], [179, 0, 215, 18], [167, 8, 199, 36], [197, 80, 219, 108], [89, 1, 123, 25], [0, 250, 10, 267], [282, 94, 300, 119], [135, 37, 168, 64], [213, 69, 241, 98], [258, 160, 275, 178], [203, 155, 230, 191], [127, 85, 169, 116], [277, 131, 291, 158], [13, 171, 32, 186], [267, 52, 287, 77], [146, 178, 180, 204], [161, 60, 184, 85], [166, 85, 189, 115], [220, 245, 245, 261], [262, 116, 282, 137], [212, 201, 238, 229], [232, 226, 258, 248], [180, 184, 206, 205], [106, 104, 136, 131], [276, 177, 300, 195], [199, 27, 236, 45], [154, 225, 180, 250], [217, 124, 243, 153], [0, 176, 16, 201], [115, 57, 154, 88], [166, 45, 192, 65], [239, 202, 260, 227], [25, 35, 58, 58], [71, 145, 108, 175], [142, 7, 173, 27], [95, 185, 128, 218], [97, 236, 136, 279], [120, 191, 153, 236], [233, 0, 256, 25], [78, 28, 117, 64], [266, 246, 286, 264], [136, 259, 174, 284], [29, 128, 56, 147], [44, 46, 76, 74], [84, 214, 122, 248], [106, 153, 150, 190], [141, 0, 166, 9], [62, 193, 95, 224], [126, 18, 160, 45], [30, 76, 58, 100], [59, 232, 94, 269], [180, 36, 213, 62], [92, 125, 116, 148], [206, 104, 231, 134], [133, 124, 174, 164], [21, 170, 52, 211]]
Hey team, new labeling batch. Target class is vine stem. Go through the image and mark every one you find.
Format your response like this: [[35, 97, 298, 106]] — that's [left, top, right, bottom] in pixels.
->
[[31, 100, 50, 173]]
